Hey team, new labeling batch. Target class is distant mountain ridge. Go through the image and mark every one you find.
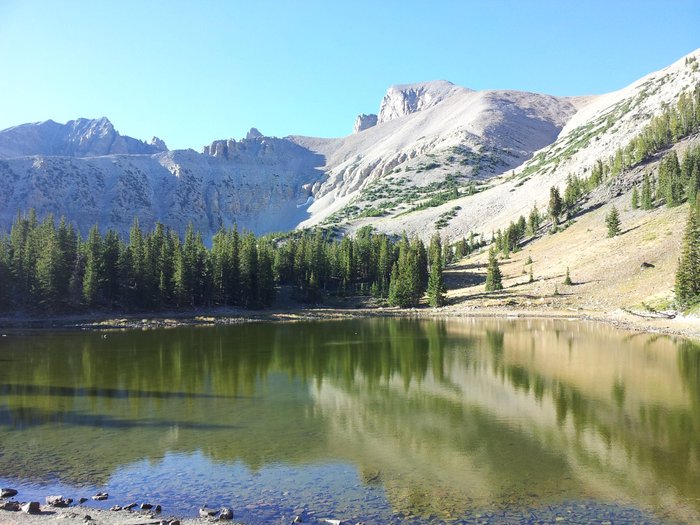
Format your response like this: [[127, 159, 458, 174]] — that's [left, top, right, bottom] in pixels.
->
[[0, 117, 167, 158], [0, 48, 698, 240]]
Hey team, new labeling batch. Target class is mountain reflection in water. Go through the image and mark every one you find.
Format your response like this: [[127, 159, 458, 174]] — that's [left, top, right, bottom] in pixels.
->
[[0, 318, 698, 523]]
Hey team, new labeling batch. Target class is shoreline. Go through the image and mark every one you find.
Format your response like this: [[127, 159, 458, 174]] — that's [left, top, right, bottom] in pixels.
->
[[0, 494, 683, 525], [0, 305, 698, 340], [0, 304, 699, 341]]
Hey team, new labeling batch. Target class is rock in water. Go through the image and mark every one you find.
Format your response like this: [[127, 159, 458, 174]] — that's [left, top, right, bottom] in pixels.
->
[[140, 503, 153, 510], [21, 501, 40, 514], [219, 507, 233, 520], [46, 495, 73, 507], [91, 492, 109, 501], [1, 488, 18, 498], [199, 507, 218, 517], [78, 497, 88, 504], [123, 502, 137, 510]]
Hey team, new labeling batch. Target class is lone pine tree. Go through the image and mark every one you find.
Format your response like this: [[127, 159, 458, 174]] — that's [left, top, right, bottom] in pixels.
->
[[606, 206, 621, 237], [485, 247, 503, 291]]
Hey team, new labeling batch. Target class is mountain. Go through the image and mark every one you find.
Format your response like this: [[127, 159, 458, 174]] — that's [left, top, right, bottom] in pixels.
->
[[0, 129, 324, 237], [0, 117, 167, 158], [316, 49, 700, 242], [0, 50, 698, 241]]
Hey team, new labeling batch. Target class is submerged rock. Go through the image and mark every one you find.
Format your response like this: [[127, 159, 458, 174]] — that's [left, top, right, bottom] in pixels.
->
[[78, 497, 88, 504], [199, 507, 218, 517]]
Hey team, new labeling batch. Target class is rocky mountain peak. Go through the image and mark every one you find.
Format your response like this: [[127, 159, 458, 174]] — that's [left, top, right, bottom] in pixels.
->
[[150, 136, 168, 151], [353, 114, 378, 134], [0, 117, 164, 158], [377, 80, 470, 124], [246, 127, 263, 140]]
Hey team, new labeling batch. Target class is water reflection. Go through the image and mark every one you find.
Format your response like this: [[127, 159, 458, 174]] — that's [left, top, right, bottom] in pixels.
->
[[0, 319, 699, 522]]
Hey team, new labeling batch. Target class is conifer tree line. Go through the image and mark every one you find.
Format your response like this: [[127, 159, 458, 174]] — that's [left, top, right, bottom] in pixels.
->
[[542, 84, 700, 228], [0, 213, 456, 313]]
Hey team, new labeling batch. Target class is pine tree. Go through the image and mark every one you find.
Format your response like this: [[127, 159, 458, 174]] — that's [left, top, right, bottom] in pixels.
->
[[82, 225, 103, 307], [606, 206, 621, 237], [641, 173, 654, 210], [689, 163, 700, 205], [548, 187, 563, 227], [427, 234, 446, 307], [239, 232, 259, 308], [563, 267, 572, 285], [527, 205, 541, 236], [35, 217, 62, 311], [631, 186, 639, 209], [102, 230, 121, 308], [484, 248, 503, 291], [676, 206, 700, 308]]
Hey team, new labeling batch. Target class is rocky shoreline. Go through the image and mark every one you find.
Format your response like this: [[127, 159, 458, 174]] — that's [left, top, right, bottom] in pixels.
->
[[0, 304, 699, 342], [0, 489, 682, 525], [0, 487, 242, 525]]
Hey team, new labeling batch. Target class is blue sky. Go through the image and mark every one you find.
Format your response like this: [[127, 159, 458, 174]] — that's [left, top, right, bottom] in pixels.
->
[[0, 0, 698, 150]]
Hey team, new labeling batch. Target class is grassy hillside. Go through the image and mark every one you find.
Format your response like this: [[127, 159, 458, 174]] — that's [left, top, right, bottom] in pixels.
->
[[444, 137, 700, 317]]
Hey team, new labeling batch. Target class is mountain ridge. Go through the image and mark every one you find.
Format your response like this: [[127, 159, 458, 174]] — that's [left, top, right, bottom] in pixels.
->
[[0, 48, 697, 240]]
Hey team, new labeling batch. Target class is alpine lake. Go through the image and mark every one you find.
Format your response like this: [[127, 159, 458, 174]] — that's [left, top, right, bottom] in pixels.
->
[[1, 317, 700, 524]]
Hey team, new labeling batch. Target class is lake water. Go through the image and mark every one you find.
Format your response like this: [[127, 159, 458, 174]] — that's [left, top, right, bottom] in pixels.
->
[[0, 318, 699, 524]]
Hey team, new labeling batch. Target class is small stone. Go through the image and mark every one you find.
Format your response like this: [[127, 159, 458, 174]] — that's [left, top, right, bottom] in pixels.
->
[[78, 498, 88, 504], [0, 500, 21, 511], [83, 516, 92, 521], [168, 520, 180, 525], [292, 516, 303, 523], [1, 488, 18, 498], [46, 495, 73, 507], [110, 505, 122, 511], [91, 492, 108, 501], [21, 501, 41, 514], [200, 507, 218, 518], [140, 503, 153, 510], [124, 502, 137, 510], [219, 507, 233, 520], [155, 504, 162, 513]]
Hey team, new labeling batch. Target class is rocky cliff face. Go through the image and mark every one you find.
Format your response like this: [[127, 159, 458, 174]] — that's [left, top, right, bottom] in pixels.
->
[[353, 114, 378, 134], [377, 80, 470, 124], [0, 130, 323, 239], [0, 117, 167, 158]]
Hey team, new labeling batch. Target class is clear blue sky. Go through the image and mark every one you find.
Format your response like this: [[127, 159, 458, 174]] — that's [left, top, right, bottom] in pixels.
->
[[0, 0, 698, 150]]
